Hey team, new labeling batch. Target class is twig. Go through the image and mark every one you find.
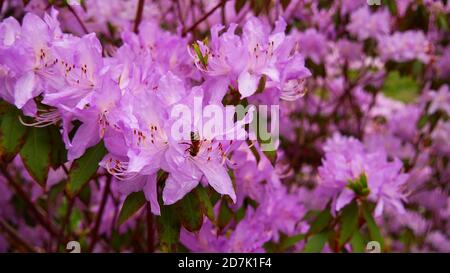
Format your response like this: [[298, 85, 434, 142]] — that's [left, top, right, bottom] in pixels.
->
[[0, 167, 60, 239], [56, 195, 76, 251], [133, 0, 145, 33], [67, 5, 89, 34], [182, 0, 229, 36], [0, 0, 4, 18], [0, 219, 37, 253], [175, 0, 186, 29], [88, 175, 112, 252], [146, 203, 154, 252]]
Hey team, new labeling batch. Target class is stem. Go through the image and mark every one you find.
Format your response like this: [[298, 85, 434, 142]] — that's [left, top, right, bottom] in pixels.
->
[[146, 203, 154, 252], [56, 195, 75, 251], [88, 175, 112, 252], [0, 0, 4, 18], [0, 167, 60, 239], [133, 0, 145, 33], [175, 0, 186, 29], [221, 1, 226, 25], [0, 219, 37, 253], [67, 5, 89, 34], [182, 0, 229, 36]]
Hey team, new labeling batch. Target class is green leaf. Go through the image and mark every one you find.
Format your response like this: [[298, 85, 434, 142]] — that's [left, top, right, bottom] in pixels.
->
[[350, 230, 365, 253], [118, 191, 146, 226], [0, 106, 27, 162], [308, 209, 332, 235], [218, 199, 233, 229], [176, 190, 203, 232], [303, 231, 329, 253], [19, 126, 52, 187], [157, 204, 181, 252], [338, 201, 359, 246], [437, 13, 449, 31], [48, 125, 67, 168], [280, 233, 306, 249], [235, 0, 246, 13], [382, 71, 419, 103], [196, 186, 215, 222], [362, 202, 384, 250], [192, 42, 208, 68], [66, 141, 107, 195]]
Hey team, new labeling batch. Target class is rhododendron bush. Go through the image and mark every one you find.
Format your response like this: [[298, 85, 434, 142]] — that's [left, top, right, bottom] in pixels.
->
[[0, 0, 449, 253]]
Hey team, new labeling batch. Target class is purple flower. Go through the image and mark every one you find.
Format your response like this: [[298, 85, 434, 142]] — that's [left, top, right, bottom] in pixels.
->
[[190, 17, 310, 102], [347, 6, 390, 40], [318, 134, 409, 216], [378, 31, 431, 63]]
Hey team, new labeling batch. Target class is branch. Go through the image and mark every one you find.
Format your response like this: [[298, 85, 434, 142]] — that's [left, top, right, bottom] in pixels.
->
[[182, 0, 229, 36], [0, 167, 60, 239], [0, 219, 37, 253], [88, 175, 112, 252], [133, 0, 145, 33], [146, 203, 154, 252], [67, 5, 89, 34]]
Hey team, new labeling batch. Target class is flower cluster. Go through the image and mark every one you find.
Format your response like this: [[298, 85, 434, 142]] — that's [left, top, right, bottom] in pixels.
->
[[0, 0, 449, 253]]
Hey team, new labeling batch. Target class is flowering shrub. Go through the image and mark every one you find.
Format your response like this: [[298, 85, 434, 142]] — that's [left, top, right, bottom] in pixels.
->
[[0, 0, 449, 253]]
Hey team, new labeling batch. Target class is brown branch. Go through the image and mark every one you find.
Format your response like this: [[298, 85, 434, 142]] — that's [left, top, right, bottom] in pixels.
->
[[182, 0, 229, 36], [0, 167, 60, 239], [133, 0, 145, 33], [56, 195, 75, 251], [67, 5, 89, 34], [88, 175, 112, 252], [146, 203, 154, 252], [0, 219, 37, 253]]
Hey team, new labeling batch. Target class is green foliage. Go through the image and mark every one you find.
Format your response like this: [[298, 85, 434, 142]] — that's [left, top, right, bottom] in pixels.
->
[[176, 190, 203, 232], [0, 103, 27, 162], [19, 126, 52, 187], [66, 141, 107, 195], [362, 202, 385, 250], [338, 201, 359, 246], [157, 203, 181, 252], [118, 191, 146, 226], [303, 231, 329, 253], [307, 209, 332, 235], [382, 71, 419, 103]]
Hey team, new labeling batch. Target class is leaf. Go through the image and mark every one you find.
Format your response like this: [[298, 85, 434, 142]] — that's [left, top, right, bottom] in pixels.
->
[[338, 201, 359, 246], [437, 13, 449, 31], [308, 209, 332, 235], [303, 231, 329, 253], [234, 0, 246, 13], [118, 191, 146, 226], [362, 202, 385, 250], [196, 186, 215, 222], [280, 233, 306, 249], [382, 71, 419, 103], [218, 198, 233, 230], [48, 125, 67, 168], [0, 106, 27, 162], [19, 126, 52, 187], [350, 230, 366, 253], [157, 203, 181, 252], [265, 233, 306, 252], [192, 42, 208, 68], [66, 141, 107, 195], [176, 190, 203, 232]]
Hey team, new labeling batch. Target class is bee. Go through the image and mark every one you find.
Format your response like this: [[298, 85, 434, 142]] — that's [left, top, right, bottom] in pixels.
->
[[187, 131, 201, 157]]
